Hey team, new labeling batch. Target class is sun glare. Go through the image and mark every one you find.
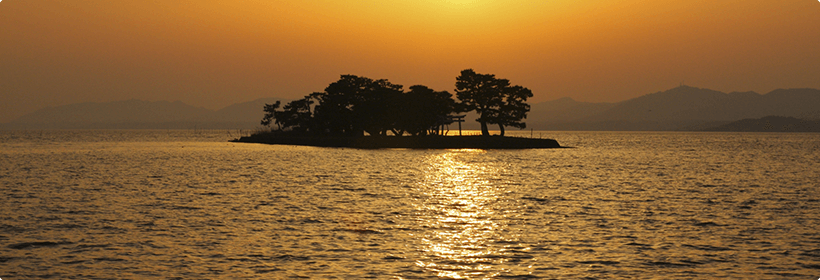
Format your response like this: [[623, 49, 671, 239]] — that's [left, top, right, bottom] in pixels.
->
[[411, 149, 514, 278], [441, 0, 481, 6]]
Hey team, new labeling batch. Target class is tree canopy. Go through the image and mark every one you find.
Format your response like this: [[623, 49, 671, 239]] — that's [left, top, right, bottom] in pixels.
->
[[455, 69, 533, 136], [263, 75, 456, 136], [262, 70, 532, 137], [397, 85, 457, 136]]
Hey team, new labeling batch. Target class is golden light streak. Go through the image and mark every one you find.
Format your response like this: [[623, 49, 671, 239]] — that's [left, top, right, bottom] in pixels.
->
[[411, 149, 512, 278]]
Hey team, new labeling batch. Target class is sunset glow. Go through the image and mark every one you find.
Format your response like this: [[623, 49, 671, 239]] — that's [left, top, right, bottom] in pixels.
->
[[414, 149, 512, 278], [1, 1, 818, 122]]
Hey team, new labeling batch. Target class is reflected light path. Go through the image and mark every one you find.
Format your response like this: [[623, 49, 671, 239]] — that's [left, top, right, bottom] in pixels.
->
[[411, 149, 526, 279]]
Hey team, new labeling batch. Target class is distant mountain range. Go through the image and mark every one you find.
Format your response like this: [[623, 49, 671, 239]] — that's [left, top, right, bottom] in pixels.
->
[[3, 86, 820, 131], [702, 116, 820, 132], [526, 86, 820, 131], [2, 98, 288, 129]]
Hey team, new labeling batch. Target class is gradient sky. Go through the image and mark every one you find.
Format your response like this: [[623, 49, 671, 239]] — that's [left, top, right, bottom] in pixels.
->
[[1, 0, 819, 123]]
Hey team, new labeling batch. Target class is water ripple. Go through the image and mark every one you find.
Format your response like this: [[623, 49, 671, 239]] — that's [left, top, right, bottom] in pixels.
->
[[1, 131, 819, 278]]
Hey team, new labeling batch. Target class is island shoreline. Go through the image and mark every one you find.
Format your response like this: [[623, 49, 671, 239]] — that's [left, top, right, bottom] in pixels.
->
[[231, 134, 563, 149]]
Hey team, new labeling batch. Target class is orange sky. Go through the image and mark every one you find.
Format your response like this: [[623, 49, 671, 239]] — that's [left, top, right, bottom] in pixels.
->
[[1, 0, 819, 122]]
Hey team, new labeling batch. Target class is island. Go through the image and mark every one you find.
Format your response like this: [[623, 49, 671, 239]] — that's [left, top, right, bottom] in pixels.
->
[[231, 70, 562, 149], [231, 134, 561, 149]]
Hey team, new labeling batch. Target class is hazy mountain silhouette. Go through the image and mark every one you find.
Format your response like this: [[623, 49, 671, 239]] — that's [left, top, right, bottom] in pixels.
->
[[525, 97, 615, 130], [15, 99, 212, 123], [527, 86, 820, 131], [3, 98, 289, 129], [2, 86, 819, 130], [208, 97, 290, 124], [6, 100, 211, 129], [703, 116, 820, 132]]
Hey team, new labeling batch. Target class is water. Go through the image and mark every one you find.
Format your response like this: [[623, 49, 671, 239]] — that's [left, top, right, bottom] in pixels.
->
[[1, 130, 819, 279]]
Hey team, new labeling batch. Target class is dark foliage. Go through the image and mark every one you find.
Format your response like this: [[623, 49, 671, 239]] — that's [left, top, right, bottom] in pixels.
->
[[260, 101, 280, 128], [396, 85, 457, 136], [262, 75, 456, 136], [262, 70, 531, 137], [455, 69, 533, 136]]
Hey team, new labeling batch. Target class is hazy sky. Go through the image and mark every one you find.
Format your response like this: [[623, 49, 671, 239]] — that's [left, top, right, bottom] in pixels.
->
[[1, 0, 819, 123]]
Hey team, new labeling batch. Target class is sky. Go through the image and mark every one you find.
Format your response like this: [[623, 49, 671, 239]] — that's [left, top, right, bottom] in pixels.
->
[[1, 0, 819, 123]]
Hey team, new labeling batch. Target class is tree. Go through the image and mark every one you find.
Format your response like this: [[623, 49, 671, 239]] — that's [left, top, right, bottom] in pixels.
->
[[261, 101, 281, 129], [275, 96, 314, 133], [309, 91, 352, 136], [260, 74, 458, 137], [455, 69, 532, 136], [489, 85, 532, 136], [395, 85, 457, 136], [261, 97, 315, 133], [455, 69, 503, 136], [319, 75, 404, 136]]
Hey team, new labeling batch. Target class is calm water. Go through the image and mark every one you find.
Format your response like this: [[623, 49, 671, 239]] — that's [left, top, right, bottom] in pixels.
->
[[1, 130, 819, 279]]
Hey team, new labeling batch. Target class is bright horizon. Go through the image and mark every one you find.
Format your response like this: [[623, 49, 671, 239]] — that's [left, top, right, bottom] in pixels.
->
[[1, 0, 819, 122]]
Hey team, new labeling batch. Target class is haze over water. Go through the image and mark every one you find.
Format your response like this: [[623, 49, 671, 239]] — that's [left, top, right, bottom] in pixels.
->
[[1, 130, 819, 279], [2, 1, 819, 123]]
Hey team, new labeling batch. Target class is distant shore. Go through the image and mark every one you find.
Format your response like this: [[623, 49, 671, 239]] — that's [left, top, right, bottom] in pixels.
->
[[231, 134, 562, 149]]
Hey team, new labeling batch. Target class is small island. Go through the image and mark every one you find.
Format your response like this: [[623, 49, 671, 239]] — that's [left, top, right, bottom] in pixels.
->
[[232, 134, 561, 149], [232, 69, 562, 149]]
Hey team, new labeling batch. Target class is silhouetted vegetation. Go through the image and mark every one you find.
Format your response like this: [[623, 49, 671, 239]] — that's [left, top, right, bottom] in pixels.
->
[[397, 85, 457, 136], [261, 75, 460, 137], [260, 70, 533, 138], [238, 70, 561, 148], [262, 75, 410, 136], [455, 69, 533, 136], [232, 133, 561, 149]]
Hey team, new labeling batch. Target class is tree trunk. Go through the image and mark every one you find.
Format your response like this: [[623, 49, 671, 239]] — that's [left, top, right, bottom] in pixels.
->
[[480, 121, 489, 136], [498, 124, 505, 136]]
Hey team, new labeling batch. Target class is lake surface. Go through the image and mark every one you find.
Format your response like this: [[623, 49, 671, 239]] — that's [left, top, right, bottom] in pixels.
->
[[1, 130, 819, 279]]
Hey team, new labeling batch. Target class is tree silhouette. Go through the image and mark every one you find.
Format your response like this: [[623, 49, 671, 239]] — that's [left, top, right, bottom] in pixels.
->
[[320, 75, 403, 136], [263, 72, 529, 137], [455, 69, 532, 136], [488, 85, 532, 136], [395, 85, 457, 136], [306, 91, 351, 136], [260, 100, 281, 129], [264, 75, 458, 137], [275, 96, 314, 133]]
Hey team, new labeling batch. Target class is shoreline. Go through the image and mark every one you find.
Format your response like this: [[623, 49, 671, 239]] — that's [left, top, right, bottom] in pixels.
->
[[231, 134, 563, 149]]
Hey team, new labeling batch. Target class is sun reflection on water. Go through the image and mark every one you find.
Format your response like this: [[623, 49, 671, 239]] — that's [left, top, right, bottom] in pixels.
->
[[412, 149, 515, 279]]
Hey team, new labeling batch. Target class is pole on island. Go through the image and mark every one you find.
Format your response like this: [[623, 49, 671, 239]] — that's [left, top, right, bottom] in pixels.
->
[[448, 115, 465, 136], [459, 120, 462, 136]]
